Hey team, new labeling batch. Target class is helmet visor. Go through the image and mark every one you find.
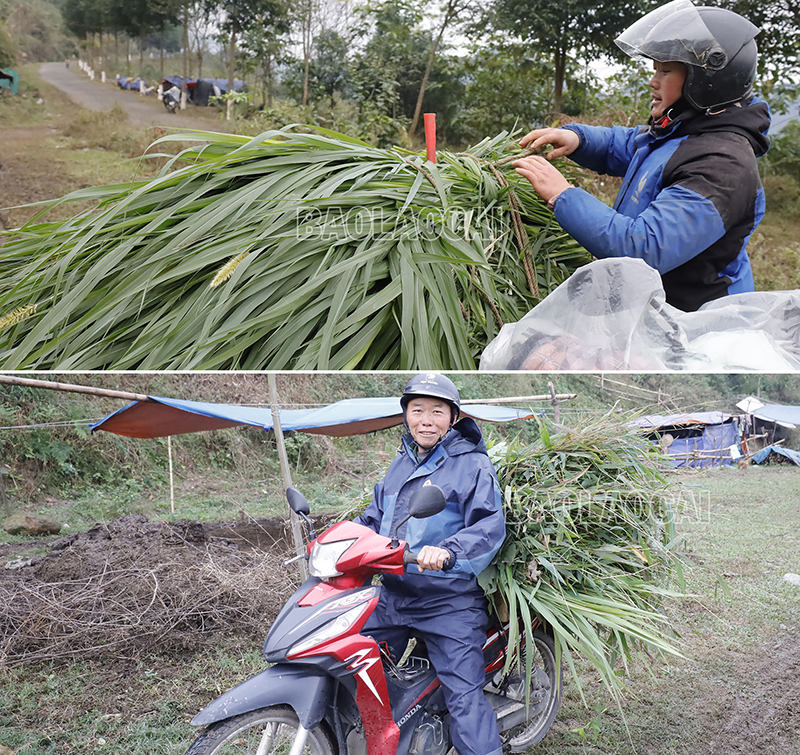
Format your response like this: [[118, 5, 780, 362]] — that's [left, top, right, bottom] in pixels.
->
[[615, 0, 728, 70]]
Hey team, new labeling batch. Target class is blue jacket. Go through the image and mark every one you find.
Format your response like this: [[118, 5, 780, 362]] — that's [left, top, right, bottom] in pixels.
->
[[356, 417, 505, 613], [553, 97, 771, 311]]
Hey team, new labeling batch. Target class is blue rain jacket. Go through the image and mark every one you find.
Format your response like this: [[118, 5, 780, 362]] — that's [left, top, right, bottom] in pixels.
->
[[356, 417, 505, 615], [552, 97, 771, 311]]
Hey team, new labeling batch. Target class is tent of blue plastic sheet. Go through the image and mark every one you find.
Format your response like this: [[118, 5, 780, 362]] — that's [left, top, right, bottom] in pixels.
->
[[745, 400, 800, 466], [160, 76, 246, 105], [628, 411, 740, 468], [91, 395, 535, 439]]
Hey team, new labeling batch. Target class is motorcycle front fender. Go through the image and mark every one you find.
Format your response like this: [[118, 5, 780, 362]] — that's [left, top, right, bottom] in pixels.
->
[[191, 663, 332, 729]]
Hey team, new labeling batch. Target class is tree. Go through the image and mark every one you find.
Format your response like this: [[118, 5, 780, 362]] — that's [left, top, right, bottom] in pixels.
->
[[106, 0, 178, 72], [62, 0, 107, 46], [716, 0, 800, 97], [489, 0, 650, 115], [351, 1, 426, 121], [290, 0, 355, 107], [407, 0, 474, 137], [458, 43, 557, 141], [307, 27, 350, 106], [216, 0, 286, 98], [186, 0, 216, 78], [238, 0, 292, 108]]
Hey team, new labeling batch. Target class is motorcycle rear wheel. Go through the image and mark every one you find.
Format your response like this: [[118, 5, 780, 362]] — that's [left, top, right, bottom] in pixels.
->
[[185, 704, 335, 755], [491, 627, 561, 752]]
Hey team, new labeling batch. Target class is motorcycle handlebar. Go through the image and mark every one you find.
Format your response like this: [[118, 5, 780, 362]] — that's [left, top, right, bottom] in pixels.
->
[[403, 548, 456, 572]]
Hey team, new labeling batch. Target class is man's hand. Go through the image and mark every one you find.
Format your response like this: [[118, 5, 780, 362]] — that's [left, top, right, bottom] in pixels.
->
[[416, 545, 452, 572], [513, 155, 573, 205], [519, 127, 580, 159]]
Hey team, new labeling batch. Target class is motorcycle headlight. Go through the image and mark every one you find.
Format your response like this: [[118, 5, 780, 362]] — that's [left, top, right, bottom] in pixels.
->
[[289, 602, 370, 657], [308, 538, 356, 579]]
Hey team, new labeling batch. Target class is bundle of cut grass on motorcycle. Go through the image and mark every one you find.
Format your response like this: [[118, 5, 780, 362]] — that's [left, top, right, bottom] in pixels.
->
[[0, 127, 588, 370], [483, 414, 685, 707]]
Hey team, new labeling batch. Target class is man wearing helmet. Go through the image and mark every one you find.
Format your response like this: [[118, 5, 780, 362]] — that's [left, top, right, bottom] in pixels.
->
[[355, 373, 506, 755], [513, 0, 771, 312]]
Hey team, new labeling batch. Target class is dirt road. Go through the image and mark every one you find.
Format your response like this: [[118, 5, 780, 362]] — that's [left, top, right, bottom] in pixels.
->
[[38, 61, 220, 130]]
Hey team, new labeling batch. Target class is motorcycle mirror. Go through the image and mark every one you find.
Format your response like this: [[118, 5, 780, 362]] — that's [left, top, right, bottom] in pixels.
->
[[408, 485, 446, 519], [392, 485, 446, 546], [286, 488, 315, 539], [286, 488, 310, 516]]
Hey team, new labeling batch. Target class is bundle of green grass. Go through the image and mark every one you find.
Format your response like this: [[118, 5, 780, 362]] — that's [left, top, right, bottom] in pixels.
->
[[482, 415, 685, 702], [0, 128, 589, 370]]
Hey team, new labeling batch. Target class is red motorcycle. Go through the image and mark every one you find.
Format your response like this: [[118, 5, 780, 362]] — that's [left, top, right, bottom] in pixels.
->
[[185, 486, 561, 755]]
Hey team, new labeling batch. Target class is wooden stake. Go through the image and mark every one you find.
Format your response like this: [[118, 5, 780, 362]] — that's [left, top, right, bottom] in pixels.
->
[[424, 113, 436, 163], [168, 435, 175, 515]]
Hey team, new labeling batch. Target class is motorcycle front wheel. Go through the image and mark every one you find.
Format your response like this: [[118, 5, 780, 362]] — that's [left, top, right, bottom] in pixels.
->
[[490, 627, 561, 753], [185, 704, 336, 755]]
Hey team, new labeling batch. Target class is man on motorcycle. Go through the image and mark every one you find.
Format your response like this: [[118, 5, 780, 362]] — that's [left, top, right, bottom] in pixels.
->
[[355, 373, 506, 755]]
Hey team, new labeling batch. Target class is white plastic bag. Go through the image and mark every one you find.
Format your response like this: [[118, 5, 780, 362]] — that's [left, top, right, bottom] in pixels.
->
[[480, 258, 800, 371]]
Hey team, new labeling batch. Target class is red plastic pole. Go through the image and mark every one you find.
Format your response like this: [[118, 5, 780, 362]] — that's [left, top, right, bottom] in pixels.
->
[[424, 113, 436, 163]]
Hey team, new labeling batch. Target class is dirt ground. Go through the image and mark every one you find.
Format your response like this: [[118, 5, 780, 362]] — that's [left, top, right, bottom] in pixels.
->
[[0, 124, 78, 227], [704, 633, 800, 755]]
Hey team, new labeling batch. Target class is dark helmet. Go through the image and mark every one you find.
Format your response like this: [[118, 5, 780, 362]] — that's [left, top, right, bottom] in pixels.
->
[[400, 373, 461, 423], [615, 0, 760, 110]]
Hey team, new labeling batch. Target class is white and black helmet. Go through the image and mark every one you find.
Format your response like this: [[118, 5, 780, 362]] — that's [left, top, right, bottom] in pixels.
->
[[615, 0, 760, 111], [400, 373, 461, 424]]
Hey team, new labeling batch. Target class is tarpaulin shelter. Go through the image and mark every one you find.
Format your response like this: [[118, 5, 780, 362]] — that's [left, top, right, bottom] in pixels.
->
[[160, 77, 245, 106], [737, 398, 800, 429], [91, 395, 536, 439], [117, 75, 147, 91], [752, 445, 800, 466], [628, 411, 740, 467]]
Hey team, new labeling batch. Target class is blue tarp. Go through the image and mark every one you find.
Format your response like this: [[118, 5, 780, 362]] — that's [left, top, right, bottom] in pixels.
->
[[161, 76, 186, 89], [161, 77, 245, 94], [196, 77, 245, 93], [628, 411, 732, 430], [749, 403, 800, 428], [752, 445, 800, 466], [117, 76, 146, 90], [628, 411, 739, 468], [91, 396, 535, 439]]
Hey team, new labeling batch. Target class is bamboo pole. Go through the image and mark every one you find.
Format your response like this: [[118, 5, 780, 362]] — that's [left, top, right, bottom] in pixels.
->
[[0, 468, 10, 517], [0, 375, 151, 402], [168, 435, 175, 514], [268, 374, 307, 580], [548, 381, 560, 425], [461, 393, 577, 404]]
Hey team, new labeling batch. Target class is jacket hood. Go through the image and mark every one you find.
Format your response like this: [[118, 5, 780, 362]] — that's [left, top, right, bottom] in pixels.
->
[[651, 96, 771, 156]]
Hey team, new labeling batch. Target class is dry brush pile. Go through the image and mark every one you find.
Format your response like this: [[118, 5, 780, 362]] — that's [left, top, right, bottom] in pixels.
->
[[0, 515, 297, 667]]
